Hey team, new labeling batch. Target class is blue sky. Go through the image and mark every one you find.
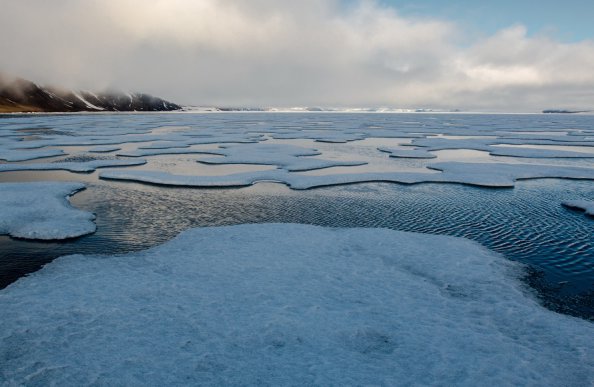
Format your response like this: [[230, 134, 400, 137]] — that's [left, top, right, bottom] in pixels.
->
[[375, 0, 594, 41]]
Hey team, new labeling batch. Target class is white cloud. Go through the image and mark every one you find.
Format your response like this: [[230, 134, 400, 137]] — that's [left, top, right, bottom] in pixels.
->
[[1, 0, 593, 111]]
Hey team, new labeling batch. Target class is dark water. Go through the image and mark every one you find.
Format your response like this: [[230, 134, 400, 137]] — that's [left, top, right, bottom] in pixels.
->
[[1, 175, 593, 319], [1, 113, 594, 320]]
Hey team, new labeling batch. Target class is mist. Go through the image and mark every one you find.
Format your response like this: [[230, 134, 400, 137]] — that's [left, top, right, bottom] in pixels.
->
[[2, 0, 594, 111]]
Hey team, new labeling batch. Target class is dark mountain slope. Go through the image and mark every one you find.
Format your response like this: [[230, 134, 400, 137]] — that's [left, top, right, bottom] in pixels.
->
[[0, 76, 181, 112]]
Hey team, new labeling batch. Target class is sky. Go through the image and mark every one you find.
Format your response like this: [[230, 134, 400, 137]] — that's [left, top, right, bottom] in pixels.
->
[[1, 0, 594, 112]]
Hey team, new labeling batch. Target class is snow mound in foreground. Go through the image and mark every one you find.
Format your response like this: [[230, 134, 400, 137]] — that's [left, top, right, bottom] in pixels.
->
[[1, 224, 593, 385], [0, 182, 96, 240]]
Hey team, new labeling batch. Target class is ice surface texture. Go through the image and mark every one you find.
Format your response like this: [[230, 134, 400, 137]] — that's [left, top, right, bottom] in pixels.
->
[[0, 224, 592, 385], [197, 143, 367, 171], [3, 113, 594, 191], [0, 182, 96, 239]]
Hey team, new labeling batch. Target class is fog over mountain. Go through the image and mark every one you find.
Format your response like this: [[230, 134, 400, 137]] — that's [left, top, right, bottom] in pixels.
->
[[0, 75, 180, 113], [1, 0, 594, 112]]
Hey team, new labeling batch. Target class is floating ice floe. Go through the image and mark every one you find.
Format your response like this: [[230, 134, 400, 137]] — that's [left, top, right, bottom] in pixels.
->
[[270, 129, 367, 143], [562, 200, 594, 216], [100, 162, 594, 189], [0, 182, 95, 239], [0, 159, 146, 173], [117, 147, 223, 158], [405, 138, 594, 159], [88, 145, 121, 153], [488, 147, 594, 158], [378, 147, 437, 159], [197, 143, 367, 171], [1, 224, 592, 385], [0, 148, 65, 162]]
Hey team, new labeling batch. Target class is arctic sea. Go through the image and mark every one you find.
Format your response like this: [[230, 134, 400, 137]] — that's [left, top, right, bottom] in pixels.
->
[[1, 112, 593, 318], [2, 112, 594, 384]]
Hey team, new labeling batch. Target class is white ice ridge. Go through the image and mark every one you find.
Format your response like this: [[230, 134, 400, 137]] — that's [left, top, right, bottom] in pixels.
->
[[0, 182, 96, 240], [1, 224, 592, 385], [100, 162, 594, 189], [0, 158, 146, 173], [562, 200, 594, 216]]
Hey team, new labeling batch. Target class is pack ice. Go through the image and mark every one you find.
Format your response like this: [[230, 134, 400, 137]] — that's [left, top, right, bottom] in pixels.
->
[[1, 224, 592, 385]]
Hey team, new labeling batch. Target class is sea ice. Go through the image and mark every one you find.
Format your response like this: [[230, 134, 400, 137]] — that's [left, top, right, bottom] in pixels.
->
[[0, 224, 592, 385], [117, 147, 223, 158], [0, 159, 146, 173], [88, 145, 121, 153], [562, 200, 594, 216], [378, 147, 437, 159], [408, 138, 594, 158], [99, 161, 594, 189], [197, 143, 367, 171], [0, 182, 96, 239], [0, 148, 65, 161]]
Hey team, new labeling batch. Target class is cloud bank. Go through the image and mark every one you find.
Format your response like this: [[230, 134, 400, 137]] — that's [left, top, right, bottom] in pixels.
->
[[1, 0, 594, 111]]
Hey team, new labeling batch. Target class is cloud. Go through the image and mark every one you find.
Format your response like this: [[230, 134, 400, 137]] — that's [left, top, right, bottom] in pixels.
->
[[1, 0, 593, 111]]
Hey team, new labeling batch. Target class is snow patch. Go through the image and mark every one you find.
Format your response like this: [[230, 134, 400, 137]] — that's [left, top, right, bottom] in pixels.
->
[[73, 92, 104, 111]]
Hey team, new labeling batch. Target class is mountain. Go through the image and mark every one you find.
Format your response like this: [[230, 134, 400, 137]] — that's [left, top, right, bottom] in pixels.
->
[[542, 109, 591, 114], [0, 76, 181, 113]]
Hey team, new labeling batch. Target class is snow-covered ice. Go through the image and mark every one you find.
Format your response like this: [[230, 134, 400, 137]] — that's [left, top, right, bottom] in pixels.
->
[[117, 147, 222, 158], [100, 161, 594, 189], [88, 145, 120, 153], [0, 158, 146, 173], [562, 200, 594, 216], [0, 182, 96, 240], [378, 146, 437, 159], [0, 224, 592, 385], [197, 143, 367, 171], [0, 148, 65, 161]]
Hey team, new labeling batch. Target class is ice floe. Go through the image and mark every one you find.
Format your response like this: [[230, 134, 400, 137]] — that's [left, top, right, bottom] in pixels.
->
[[197, 143, 367, 171], [378, 147, 437, 159], [406, 138, 594, 159], [100, 162, 594, 189], [88, 145, 120, 153], [117, 147, 222, 158], [1, 224, 592, 385], [0, 148, 65, 161], [0, 182, 95, 239], [562, 200, 594, 216], [0, 159, 146, 173]]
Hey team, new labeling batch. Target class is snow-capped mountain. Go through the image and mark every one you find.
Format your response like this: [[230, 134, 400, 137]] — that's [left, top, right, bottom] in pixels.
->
[[0, 76, 181, 113]]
